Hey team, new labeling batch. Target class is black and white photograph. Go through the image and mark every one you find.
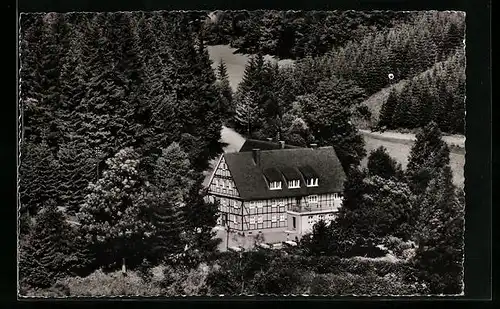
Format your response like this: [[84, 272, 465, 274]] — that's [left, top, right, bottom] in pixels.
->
[[18, 10, 466, 297]]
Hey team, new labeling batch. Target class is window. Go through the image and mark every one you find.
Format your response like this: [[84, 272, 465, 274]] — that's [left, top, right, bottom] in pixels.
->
[[279, 214, 285, 222], [233, 215, 238, 224], [271, 215, 277, 223], [288, 179, 300, 189], [228, 181, 232, 190], [306, 178, 319, 187], [292, 217, 296, 229], [214, 179, 218, 187], [308, 195, 318, 204], [270, 181, 282, 190], [257, 216, 263, 224], [279, 199, 285, 212], [234, 201, 240, 209], [308, 216, 314, 224], [256, 201, 263, 208], [249, 201, 255, 209], [249, 216, 255, 224], [333, 193, 338, 199]]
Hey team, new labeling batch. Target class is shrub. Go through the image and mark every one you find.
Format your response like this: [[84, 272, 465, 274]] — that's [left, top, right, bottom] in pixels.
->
[[205, 268, 240, 295], [136, 258, 153, 283], [381, 236, 416, 258], [59, 269, 164, 296], [310, 271, 425, 296], [164, 264, 210, 296]]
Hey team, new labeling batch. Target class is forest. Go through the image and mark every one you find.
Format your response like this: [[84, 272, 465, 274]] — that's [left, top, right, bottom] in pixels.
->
[[19, 10, 464, 296]]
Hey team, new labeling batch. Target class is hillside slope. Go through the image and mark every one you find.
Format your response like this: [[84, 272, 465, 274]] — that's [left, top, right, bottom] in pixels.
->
[[353, 54, 465, 132], [352, 79, 408, 130]]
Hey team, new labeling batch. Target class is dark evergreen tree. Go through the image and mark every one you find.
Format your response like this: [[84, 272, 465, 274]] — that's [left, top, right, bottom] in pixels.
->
[[19, 141, 60, 217], [392, 85, 412, 128], [183, 183, 222, 255], [234, 91, 259, 137], [19, 201, 76, 289], [414, 166, 464, 294], [379, 89, 399, 129], [57, 140, 98, 215], [216, 59, 234, 121], [367, 146, 404, 180], [148, 143, 195, 262], [406, 122, 451, 195], [300, 220, 333, 256]]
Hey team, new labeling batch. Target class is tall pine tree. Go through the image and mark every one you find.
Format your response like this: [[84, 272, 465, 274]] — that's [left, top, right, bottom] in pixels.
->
[[414, 166, 464, 294], [406, 121, 450, 195], [216, 59, 234, 121], [148, 143, 195, 262]]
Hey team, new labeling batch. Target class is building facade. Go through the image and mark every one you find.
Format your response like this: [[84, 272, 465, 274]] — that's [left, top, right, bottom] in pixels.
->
[[206, 140, 346, 240]]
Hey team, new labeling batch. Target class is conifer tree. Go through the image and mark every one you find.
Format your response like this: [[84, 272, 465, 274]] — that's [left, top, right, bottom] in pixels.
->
[[56, 14, 90, 145], [19, 200, 75, 288], [378, 89, 398, 129], [216, 59, 234, 120], [367, 146, 404, 180], [57, 140, 98, 215], [336, 167, 368, 228], [183, 183, 222, 254], [300, 220, 333, 256], [414, 166, 464, 294], [234, 91, 259, 137], [148, 143, 195, 262], [19, 141, 60, 217], [406, 122, 450, 195], [392, 85, 412, 128]]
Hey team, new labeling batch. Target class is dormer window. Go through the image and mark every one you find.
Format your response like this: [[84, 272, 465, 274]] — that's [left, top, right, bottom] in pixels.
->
[[306, 178, 319, 187], [269, 181, 282, 190], [288, 179, 300, 189]]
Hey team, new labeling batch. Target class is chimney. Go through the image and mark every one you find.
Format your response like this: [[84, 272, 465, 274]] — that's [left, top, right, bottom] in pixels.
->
[[252, 148, 261, 166], [279, 141, 285, 149], [310, 143, 318, 149], [266, 137, 273, 142]]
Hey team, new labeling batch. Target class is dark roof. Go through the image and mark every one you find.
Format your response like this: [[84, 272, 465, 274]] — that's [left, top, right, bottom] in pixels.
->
[[224, 147, 346, 200], [239, 139, 301, 152], [281, 166, 302, 181], [298, 165, 319, 179], [263, 167, 282, 182]]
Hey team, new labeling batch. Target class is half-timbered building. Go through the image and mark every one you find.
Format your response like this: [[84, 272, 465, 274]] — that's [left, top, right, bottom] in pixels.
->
[[206, 141, 346, 240]]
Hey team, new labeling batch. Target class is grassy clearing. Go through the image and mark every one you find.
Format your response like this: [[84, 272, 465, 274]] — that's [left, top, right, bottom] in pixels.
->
[[361, 131, 465, 188]]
